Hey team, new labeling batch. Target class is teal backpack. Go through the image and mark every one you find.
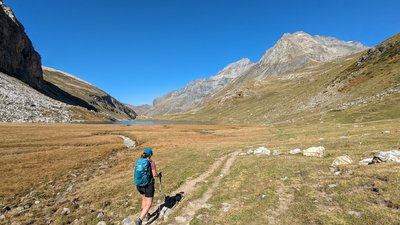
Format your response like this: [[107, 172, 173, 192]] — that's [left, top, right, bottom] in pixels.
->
[[134, 158, 152, 187]]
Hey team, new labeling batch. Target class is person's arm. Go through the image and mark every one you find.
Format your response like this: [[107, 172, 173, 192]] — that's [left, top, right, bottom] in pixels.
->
[[151, 161, 161, 177]]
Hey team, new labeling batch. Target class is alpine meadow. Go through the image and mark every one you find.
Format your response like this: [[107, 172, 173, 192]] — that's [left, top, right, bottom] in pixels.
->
[[0, 1, 399, 225]]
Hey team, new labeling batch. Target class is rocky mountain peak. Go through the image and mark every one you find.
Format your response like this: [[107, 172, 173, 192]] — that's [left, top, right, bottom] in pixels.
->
[[254, 31, 368, 79], [211, 58, 254, 80]]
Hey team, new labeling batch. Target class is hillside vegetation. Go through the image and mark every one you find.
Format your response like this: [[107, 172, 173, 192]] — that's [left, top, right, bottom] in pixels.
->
[[161, 33, 400, 125]]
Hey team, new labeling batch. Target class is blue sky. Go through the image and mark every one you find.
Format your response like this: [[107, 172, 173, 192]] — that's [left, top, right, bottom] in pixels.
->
[[6, 0, 400, 105]]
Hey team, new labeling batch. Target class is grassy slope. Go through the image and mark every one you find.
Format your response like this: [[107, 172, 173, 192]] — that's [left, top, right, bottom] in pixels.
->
[[161, 34, 400, 125], [43, 68, 135, 121]]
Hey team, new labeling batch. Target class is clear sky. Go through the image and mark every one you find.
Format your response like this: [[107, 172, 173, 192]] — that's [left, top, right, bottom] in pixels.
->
[[5, 0, 400, 105]]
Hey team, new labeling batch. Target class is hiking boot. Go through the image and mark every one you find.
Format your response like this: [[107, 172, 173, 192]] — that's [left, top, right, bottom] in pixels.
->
[[135, 218, 142, 225], [144, 213, 151, 221]]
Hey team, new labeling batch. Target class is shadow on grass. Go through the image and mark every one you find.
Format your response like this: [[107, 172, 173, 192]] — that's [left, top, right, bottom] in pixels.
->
[[146, 192, 184, 224]]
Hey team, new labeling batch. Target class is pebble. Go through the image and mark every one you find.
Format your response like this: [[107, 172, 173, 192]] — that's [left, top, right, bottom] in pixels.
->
[[97, 221, 107, 225], [334, 171, 342, 176], [34, 201, 40, 205], [0, 214, 5, 220], [97, 212, 105, 218], [328, 184, 338, 188], [62, 208, 70, 215]]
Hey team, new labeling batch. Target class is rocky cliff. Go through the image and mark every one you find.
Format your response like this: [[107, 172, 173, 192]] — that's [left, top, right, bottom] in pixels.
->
[[241, 31, 367, 81], [146, 58, 254, 116], [0, 1, 43, 89]]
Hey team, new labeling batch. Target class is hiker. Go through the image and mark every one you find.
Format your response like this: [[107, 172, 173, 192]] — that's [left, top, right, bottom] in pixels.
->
[[134, 148, 161, 225]]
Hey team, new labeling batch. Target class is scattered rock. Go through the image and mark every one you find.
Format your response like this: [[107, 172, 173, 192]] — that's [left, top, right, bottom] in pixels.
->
[[334, 171, 342, 176], [0, 214, 5, 220], [382, 130, 391, 134], [280, 176, 288, 181], [330, 155, 353, 171], [222, 203, 231, 212], [328, 184, 338, 188], [62, 208, 70, 215], [97, 221, 107, 225], [289, 148, 302, 155], [16, 206, 24, 212], [303, 146, 325, 158], [34, 201, 40, 205], [97, 212, 105, 218], [272, 150, 281, 156], [359, 158, 373, 165], [247, 147, 271, 155], [347, 210, 362, 218], [360, 150, 400, 165], [254, 147, 271, 155]]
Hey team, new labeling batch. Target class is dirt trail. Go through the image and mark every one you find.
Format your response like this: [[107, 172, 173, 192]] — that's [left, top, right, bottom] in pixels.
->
[[172, 151, 240, 225], [266, 182, 294, 225], [122, 153, 232, 225]]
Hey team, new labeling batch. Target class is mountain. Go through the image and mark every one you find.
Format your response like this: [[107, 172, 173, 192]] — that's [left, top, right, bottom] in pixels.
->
[[0, 1, 43, 89], [43, 67, 137, 121], [236, 31, 367, 82], [162, 33, 400, 124], [145, 58, 254, 116], [0, 1, 137, 122], [145, 31, 367, 118]]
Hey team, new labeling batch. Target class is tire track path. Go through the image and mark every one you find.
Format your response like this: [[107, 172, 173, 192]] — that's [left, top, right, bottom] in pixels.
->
[[172, 151, 240, 225]]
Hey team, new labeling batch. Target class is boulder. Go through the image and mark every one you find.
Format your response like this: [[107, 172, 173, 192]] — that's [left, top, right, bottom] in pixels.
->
[[359, 150, 400, 165], [289, 148, 302, 155], [331, 155, 353, 168], [359, 158, 373, 165], [303, 146, 325, 158], [373, 150, 400, 163], [253, 147, 271, 155]]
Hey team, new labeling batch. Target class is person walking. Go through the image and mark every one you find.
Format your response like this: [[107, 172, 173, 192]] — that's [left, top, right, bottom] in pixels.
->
[[134, 148, 161, 225]]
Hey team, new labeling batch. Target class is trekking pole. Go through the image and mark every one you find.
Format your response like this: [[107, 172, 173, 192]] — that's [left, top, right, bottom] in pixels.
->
[[159, 172, 163, 191]]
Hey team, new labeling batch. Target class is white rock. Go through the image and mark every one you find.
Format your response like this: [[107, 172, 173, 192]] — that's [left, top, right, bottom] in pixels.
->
[[34, 201, 40, 205], [222, 203, 231, 212], [374, 150, 400, 163], [303, 146, 325, 158], [246, 150, 254, 155], [97, 222, 107, 225], [331, 155, 353, 167], [254, 147, 271, 155], [289, 148, 302, 155], [62, 208, 70, 215], [272, 150, 281, 156], [334, 171, 342, 176], [359, 158, 373, 165], [328, 184, 338, 188]]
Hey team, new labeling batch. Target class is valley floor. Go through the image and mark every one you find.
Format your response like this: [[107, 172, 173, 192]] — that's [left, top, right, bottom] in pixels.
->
[[0, 120, 399, 224]]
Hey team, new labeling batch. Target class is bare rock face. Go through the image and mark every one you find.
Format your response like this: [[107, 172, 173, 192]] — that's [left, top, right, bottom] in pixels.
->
[[0, 1, 43, 89], [245, 31, 368, 80], [147, 58, 254, 116]]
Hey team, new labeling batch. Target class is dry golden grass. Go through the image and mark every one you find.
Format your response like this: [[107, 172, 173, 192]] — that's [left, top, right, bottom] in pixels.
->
[[0, 120, 399, 224]]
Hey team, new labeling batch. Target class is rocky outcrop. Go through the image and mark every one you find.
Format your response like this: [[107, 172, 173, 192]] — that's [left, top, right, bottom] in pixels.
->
[[146, 58, 254, 116], [0, 1, 43, 89], [236, 31, 367, 81]]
